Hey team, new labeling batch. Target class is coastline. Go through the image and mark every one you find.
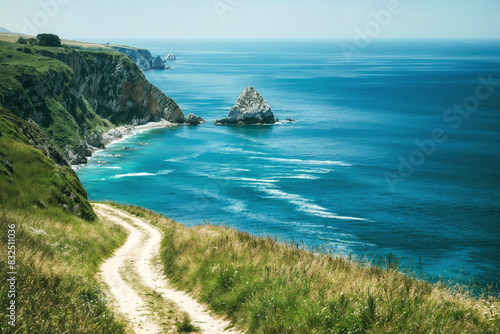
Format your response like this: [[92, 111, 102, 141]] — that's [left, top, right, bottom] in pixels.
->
[[72, 119, 182, 170]]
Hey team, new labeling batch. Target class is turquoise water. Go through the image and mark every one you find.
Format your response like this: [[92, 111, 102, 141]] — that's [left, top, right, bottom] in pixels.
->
[[77, 39, 500, 285]]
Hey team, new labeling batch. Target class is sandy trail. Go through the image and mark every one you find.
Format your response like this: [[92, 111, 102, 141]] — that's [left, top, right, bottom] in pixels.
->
[[95, 203, 241, 334]]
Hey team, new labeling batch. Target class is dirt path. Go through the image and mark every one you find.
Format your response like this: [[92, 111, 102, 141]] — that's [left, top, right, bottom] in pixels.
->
[[94, 203, 241, 334]]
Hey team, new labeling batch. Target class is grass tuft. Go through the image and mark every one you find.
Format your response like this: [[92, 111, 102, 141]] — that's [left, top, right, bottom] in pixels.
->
[[175, 314, 200, 333]]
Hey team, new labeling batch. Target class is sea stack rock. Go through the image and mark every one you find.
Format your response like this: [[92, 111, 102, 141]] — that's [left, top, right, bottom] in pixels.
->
[[165, 53, 176, 61], [215, 87, 275, 125], [151, 55, 166, 70], [185, 113, 205, 125]]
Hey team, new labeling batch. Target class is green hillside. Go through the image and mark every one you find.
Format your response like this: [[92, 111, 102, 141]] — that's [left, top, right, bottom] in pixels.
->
[[0, 108, 127, 333]]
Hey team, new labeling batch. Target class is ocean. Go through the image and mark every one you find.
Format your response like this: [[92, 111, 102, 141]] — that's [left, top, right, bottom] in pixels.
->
[[77, 39, 500, 286]]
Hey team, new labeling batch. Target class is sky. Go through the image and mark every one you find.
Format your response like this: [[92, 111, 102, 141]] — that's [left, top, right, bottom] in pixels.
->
[[0, 0, 499, 40]]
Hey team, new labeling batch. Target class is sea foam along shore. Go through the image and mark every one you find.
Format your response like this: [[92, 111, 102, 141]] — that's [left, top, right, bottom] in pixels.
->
[[72, 119, 181, 170]]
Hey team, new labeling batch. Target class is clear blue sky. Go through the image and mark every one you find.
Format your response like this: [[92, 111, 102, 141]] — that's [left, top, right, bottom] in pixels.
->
[[1, 0, 499, 40]]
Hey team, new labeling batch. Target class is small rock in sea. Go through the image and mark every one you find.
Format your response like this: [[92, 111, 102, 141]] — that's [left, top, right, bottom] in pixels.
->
[[285, 118, 296, 122], [124, 147, 132, 150], [97, 160, 107, 164], [165, 53, 176, 61], [185, 113, 206, 125], [214, 87, 275, 125]]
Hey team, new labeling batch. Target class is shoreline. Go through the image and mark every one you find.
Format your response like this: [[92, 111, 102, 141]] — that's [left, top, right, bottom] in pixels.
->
[[72, 119, 182, 170]]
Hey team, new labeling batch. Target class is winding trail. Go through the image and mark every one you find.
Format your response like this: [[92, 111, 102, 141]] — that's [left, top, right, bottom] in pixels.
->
[[95, 203, 241, 334]]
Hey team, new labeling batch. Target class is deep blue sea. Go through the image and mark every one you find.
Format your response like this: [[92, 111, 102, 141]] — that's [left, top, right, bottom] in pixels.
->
[[77, 39, 500, 286]]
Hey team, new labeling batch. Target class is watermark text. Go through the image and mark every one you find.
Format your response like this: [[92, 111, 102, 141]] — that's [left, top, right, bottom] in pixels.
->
[[6, 223, 17, 327]]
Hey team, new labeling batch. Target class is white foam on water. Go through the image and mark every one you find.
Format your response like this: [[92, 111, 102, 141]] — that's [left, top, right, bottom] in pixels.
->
[[190, 170, 278, 184], [204, 166, 251, 175], [114, 172, 156, 178], [231, 168, 251, 172], [223, 176, 279, 183], [103, 166, 122, 170], [164, 153, 201, 162], [249, 156, 351, 166], [218, 146, 269, 156], [157, 170, 174, 175], [293, 168, 332, 174], [256, 185, 368, 222], [272, 174, 320, 180], [223, 200, 247, 213], [113, 169, 174, 178]]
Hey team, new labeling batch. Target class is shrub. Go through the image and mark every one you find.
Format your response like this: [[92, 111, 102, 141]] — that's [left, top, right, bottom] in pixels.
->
[[36, 33, 61, 47]]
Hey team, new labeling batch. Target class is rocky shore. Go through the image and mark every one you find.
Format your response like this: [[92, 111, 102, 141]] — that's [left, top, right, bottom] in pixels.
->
[[72, 119, 181, 169]]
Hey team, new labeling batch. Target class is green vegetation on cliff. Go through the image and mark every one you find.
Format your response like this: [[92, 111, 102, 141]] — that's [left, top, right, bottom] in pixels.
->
[[0, 41, 114, 162], [113, 204, 500, 334], [0, 39, 184, 164], [0, 107, 94, 219], [0, 108, 127, 333]]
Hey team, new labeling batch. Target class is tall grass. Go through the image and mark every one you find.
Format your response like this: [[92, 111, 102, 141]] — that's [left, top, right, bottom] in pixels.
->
[[113, 203, 500, 334], [0, 208, 127, 333]]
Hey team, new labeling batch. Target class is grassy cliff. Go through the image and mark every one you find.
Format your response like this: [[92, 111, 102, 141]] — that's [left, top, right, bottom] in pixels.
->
[[0, 108, 127, 333], [0, 107, 94, 219], [0, 39, 184, 164]]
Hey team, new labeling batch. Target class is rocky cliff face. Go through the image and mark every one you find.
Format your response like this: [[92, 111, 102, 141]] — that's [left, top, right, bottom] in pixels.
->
[[37, 48, 184, 125], [111, 46, 170, 71], [110, 46, 154, 70], [0, 43, 185, 164]]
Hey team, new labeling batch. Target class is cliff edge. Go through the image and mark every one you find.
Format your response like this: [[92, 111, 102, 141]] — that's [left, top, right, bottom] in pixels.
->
[[0, 41, 184, 164]]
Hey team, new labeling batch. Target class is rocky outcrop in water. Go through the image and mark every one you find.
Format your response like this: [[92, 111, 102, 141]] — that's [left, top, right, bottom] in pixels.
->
[[165, 53, 176, 61], [151, 55, 166, 70], [215, 87, 275, 125], [185, 113, 205, 125]]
